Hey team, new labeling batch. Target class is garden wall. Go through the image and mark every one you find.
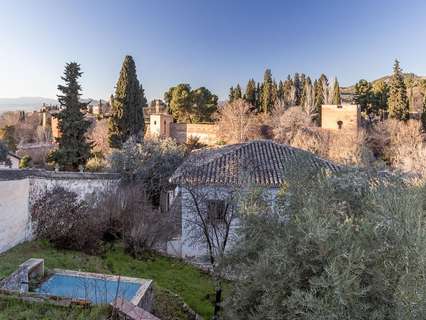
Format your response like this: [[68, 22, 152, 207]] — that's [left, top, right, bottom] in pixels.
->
[[0, 169, 119, 253]]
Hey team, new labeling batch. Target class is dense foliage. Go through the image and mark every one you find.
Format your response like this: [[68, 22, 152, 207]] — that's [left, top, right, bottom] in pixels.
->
[[0, 140, 8, 162], [109, 55, 146, 148], [225, 168, 426, 319], [109, 136, 186, 205], [48, 62, 92, 170], [164, 84, 218, 123], [388, 60, 409, 121]]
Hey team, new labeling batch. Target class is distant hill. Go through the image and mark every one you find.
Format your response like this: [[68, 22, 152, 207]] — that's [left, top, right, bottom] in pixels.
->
[[0, 97, 105, 114], [0, 97, 58, 112], [341, 73, 426, 112]]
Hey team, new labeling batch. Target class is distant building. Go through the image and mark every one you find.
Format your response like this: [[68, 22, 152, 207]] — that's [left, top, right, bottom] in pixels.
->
[[145, 100, 218, 145], [321, 104, 360, 132]]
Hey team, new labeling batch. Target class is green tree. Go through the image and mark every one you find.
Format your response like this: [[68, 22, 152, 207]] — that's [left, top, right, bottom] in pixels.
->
[[0, 140, 8, 162], [165, 84, 217, 123], [293, 73, 302, 105], [49, 62, 91, 171], [109, 55, 145, 148], [244, 79, 257, 109], [372, 80, 389, 119], [421, 80, 426, 132], [234, 84, 242, 100], [354, 79, 373, 116], [228, 86, 235, 102], [332, 77, 341, 104], [191, 87, 218, 122], [388, 59, 409, 120], [225, 168, 426, 319], [19, 155, 32, 168], [314, 74, 328, 124], [261, 69, 275, 113], [0, 125, 17, 152], [165, 83, 192, 122]]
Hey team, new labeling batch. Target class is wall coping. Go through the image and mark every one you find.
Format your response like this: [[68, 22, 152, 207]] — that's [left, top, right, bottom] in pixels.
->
[[0, 169, 120, 181]]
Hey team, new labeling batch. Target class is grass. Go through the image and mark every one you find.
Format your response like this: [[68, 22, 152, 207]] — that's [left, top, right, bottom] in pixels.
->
[[0, 294, 109, 320], [0, 240, 224, 319]]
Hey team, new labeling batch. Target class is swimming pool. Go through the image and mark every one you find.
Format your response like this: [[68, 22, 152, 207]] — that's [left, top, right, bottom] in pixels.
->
[[35, 270, 148, 305]]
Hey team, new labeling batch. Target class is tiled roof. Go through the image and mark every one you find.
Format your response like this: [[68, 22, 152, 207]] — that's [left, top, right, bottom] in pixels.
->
[[170, 140, 341, 187]]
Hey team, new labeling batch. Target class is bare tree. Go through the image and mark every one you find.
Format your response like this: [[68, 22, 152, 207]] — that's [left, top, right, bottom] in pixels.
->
[[181, 179, 239, 319], [216, 99, 257, 144]]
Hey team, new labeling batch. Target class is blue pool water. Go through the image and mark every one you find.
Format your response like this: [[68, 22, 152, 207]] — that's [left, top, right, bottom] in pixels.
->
[[36, 273, 141, 304]]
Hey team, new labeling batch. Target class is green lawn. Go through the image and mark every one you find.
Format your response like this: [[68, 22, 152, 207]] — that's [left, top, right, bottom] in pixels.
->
[[0, 294, 109, 320], [0, 240, 220, 319]]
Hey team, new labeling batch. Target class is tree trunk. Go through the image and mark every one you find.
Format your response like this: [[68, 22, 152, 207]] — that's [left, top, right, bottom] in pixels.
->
[[213, 285, 222, 320]]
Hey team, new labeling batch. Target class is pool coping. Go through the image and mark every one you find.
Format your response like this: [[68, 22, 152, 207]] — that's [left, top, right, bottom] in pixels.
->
[[51, 268, 153, 306]]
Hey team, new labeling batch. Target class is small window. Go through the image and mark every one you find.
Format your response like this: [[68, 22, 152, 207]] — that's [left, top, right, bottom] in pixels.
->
[[207, 200, 226, 224], [337, 120, 343, 129], [154, 121, 157, 125]]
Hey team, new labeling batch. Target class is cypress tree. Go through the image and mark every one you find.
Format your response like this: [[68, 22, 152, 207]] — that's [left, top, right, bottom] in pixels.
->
[[332, 78, 341, 104], [229, 86, 235, 102], [108, 55, 145, 149], [234, 84, 242, 100], [283, 77, 294, 105], [277, 80, 285, 102], [255, 83, 262, 112], [388, 59, 409, 120], [421, 93, 426, 132], [261, 69, 274, 113], [293, 73, 301, 106], [300, 77, 311, 108], [244, 79, 257, 108], [49, 62, 92, 171]]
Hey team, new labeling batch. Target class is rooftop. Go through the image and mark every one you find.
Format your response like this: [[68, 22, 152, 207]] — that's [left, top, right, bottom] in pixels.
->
[[170, 140, 341, 187]]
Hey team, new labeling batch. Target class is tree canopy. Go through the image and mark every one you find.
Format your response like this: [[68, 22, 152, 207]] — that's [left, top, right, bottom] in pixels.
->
[[109, 55, 146, 149], [388, 60, 409, 120], [164, 84, 218, 123], [48, 62, 92, 170]]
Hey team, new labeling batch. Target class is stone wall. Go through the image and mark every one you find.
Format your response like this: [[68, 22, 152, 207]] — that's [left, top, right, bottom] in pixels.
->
[[0, 170, 119, 253], [170, 123, 218, 145], [321, 104, 360, 132]]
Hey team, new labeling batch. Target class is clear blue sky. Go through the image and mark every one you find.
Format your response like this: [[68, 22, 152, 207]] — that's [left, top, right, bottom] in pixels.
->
[[1, 0, 425, 101]]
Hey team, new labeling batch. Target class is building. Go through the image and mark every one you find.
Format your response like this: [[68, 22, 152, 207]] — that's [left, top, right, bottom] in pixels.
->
[[146, 100, 218, 145], [167, 140, 341, 260], [321, 104, 361, 132]]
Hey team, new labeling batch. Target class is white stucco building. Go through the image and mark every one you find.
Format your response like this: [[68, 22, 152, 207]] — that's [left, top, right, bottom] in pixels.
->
[[167, 140, 340, 261]]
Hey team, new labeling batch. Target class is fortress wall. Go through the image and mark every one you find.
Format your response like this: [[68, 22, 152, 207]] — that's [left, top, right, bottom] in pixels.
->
[[170, 123, 218, 145]]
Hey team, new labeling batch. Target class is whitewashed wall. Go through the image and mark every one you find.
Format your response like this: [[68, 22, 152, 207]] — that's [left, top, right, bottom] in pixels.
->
[[168, 185, 279, 261], [0, 179, 30, 253], [0, 170, 119, 253]]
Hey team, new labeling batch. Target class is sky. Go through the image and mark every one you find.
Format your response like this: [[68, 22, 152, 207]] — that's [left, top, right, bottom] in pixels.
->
[[1, 0, 426, 101]]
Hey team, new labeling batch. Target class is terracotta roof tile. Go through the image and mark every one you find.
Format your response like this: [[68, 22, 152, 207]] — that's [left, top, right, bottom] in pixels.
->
[[170, 140, 340, 187]]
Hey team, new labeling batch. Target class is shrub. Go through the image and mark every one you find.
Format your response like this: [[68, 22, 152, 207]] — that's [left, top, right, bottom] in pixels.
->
[[368, 119, 426, 175], [224, 168, 426, 319], [31, 187, 105, 254], [109, 136, 186, 206], [19, 155, 32, 168]]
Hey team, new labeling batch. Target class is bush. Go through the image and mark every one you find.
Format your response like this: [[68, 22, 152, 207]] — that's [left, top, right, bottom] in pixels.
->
[[224, 168, 426, 319], [31, 187, 105, 254], [368, 119, 426, 175], [19, 155, 32, 168], [109, 136, 186, 206], [31, 184, 176, 257]]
